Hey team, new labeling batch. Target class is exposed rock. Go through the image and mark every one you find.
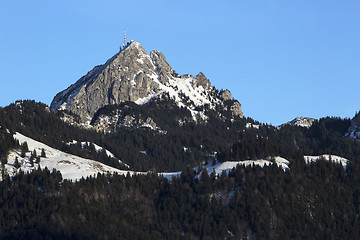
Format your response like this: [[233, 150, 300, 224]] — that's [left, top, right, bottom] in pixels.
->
[[219, 89, 242, 118], [50, 40, 244, 126], [221, 90, 233, 101], [150, 50, 173, 85], [180, 74, 192, 79], [230, 101, 243, 118], [91, 108, 161, 133], [193, 72, 211, 90], [51, 41, 162, 122]]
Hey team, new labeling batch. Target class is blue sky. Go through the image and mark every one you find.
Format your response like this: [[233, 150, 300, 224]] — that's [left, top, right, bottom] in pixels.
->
[[0, 0, 359, 125]]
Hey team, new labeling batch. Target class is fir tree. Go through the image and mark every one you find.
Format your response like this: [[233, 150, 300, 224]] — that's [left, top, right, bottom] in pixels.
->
[[20, 142, 28, 158], [14, 157, 20, 169], [29, 155, 34, 167], [41, 148, 46, 158]]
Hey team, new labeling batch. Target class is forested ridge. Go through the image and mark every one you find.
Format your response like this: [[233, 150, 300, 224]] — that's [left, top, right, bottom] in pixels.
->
[[0, 100, 248, 171], [1, 159, 360, 239], [1, 100, 357, 171], [1, 100, 360, 239]]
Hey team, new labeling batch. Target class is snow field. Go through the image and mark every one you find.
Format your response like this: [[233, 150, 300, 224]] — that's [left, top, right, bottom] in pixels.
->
[[2, 133, 350, 182]]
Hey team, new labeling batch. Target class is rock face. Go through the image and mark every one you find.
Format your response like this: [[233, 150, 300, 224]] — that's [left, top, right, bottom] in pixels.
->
[[91, 108, 160, 133], [221, 89, 233, 101], [193, 72, 211, 90], [230, 102, 243, 117], [51, 41, 161, 122], [50, 40, 243, 124]]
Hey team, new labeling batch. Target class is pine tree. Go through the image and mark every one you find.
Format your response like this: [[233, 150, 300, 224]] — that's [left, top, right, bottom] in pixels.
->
[[0, 156, 7, 166], [20, 142, 28, 158], [29, 155, 34, 167], [14, 157, 20, 169], [32, 149, 37, 158], [41, 148, 46, 158]]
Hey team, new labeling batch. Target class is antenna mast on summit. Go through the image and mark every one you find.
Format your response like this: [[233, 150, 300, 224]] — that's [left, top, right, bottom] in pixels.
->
[[123, 29, 126, 47]]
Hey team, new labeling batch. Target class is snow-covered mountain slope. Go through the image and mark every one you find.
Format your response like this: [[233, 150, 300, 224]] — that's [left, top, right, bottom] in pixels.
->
[[3, 133, 350, 182], [4, 132, 137, 181], [160, 157, 290, 180], [203, 156, 290, 174], [304, 154, 349, 168], [50, 40, 242, 126], [281, 116, 316, 128], [66, 140, 130, 168], [190, 154, 350, 179], [2, 133, 291, 181]]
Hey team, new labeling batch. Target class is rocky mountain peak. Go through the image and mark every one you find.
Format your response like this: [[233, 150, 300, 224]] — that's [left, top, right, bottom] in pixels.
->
[[50, 41, 161, 122], [50, 40, 243, 127], [221, 90, 233, 101], [193, 72, 211, 90]]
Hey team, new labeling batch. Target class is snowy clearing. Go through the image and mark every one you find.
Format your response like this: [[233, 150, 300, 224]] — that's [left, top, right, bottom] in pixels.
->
[[2, 133, 350, 182], [304, 154, 349, 169], [4, 133, 138, 181]]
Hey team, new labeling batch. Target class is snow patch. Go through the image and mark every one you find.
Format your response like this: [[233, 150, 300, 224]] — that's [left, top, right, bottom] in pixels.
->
[[66, 140, 129, 168], [136, 72, 219, 122], [4, 133, 137, 181], [304, 154, 349, 169], [246, 123, 260, 129], [3, 133, 351, 184], [202, 156, 290, 176]]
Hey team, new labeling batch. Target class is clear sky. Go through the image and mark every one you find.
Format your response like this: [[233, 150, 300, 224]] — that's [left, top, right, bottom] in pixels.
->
[[1, 0, 359, 126]]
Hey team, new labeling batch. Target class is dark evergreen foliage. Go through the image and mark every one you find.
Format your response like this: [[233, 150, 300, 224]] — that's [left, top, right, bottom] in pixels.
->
[[1, 100, 360, 238], [1, 161, 360, 239], [41, 148, 46, 158], [0, 100, 249, 171]]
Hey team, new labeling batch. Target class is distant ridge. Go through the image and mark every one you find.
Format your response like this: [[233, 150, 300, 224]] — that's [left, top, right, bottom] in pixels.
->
[[281, 116, 316, 128]]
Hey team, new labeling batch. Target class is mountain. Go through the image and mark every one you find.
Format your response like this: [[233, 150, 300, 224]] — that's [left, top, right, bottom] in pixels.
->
[[281, 116, 316, 128], [2, 40, 360, 239], [50, 40, 243, 128]]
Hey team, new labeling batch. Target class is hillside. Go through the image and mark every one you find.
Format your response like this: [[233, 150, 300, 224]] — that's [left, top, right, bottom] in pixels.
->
[[1, 40, 360, 239]]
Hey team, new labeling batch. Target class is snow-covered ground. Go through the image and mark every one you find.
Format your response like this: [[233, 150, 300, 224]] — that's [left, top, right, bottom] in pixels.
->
[[159, 158, 290, 180], [66, 140, 130, 168], [135, 67, 219, 122], [6, 132, 180, 181], [2, 133, 351, 182], [201, 156, 290, 176], [304, 154, 349, 168], [159, 171, 182, 180], [3, 133, 138, 181], [246, 122, 260, 129]]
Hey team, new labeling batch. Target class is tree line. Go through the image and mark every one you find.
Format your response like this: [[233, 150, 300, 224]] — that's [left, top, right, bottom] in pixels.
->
[[1, 158, 360, 239]]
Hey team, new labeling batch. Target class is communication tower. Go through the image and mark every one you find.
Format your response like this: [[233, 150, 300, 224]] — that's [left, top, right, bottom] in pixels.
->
[[123, 29, 126, 47]]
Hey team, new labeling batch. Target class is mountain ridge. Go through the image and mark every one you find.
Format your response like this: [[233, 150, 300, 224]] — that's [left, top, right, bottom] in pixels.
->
[[281, 116, 316, 128], [50, 40, 243, 126], [1, 39, 360, 240]]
